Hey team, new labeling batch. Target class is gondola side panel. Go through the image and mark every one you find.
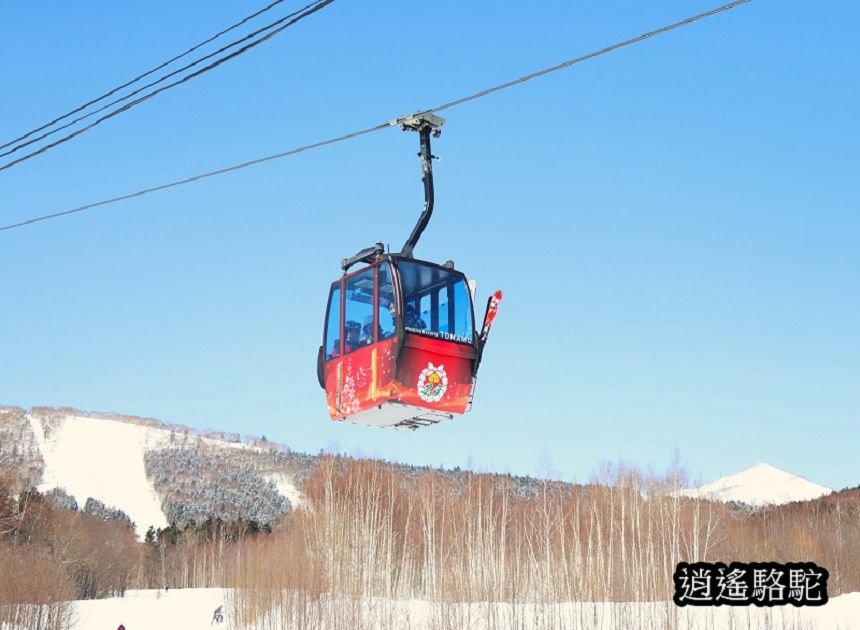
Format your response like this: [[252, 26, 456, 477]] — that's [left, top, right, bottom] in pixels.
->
[[324, 336, 398, 419], [393, 334, 475, 415]]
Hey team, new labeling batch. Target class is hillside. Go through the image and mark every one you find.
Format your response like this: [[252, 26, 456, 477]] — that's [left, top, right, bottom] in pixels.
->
[[0, 405, 572, 537], [0, 406, 44, 490], [0, 406, 308, 536]]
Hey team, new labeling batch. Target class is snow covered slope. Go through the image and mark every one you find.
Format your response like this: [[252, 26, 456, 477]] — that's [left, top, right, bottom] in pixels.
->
[[30, 414, 170, 535], [677, 463, 832, 507], [263, 472, 305, 509], [18, 409, 305, 538]]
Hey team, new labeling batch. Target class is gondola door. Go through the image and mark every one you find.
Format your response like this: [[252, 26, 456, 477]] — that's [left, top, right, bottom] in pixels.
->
[[321, 262, 398, 421]]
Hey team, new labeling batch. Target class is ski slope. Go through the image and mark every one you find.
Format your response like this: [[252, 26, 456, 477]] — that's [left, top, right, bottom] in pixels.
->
[[263, 472, 304, 509], [21, 410, 303, 539], [30, 414, 170, 537]]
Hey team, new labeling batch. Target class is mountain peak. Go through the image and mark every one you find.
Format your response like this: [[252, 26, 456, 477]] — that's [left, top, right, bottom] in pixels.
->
[[678, 462, 832, 507]]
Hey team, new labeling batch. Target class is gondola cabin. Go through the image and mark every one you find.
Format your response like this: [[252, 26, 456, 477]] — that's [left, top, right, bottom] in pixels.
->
[[318, 254, 500, 429], [316, 112, 501, 429]]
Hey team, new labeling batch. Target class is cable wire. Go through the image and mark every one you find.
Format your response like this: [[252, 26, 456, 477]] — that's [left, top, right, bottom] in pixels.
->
[[0, 123, 389, 232], [426, 0, 751, 115], [0, 0, 336, 170], [1, 0, 327, 160], [0, 0, 288, 152], [0, 0, 752, 233]]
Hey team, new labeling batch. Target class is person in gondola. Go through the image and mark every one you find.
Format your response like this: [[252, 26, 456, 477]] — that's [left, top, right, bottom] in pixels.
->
[[344, 320, 361, 352], [362, 321, 375, 346], [404, 304, 427, 330], [379, 300, 396, 340]]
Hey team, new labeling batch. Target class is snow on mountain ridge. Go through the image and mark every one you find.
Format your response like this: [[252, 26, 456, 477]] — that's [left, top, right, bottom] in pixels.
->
[[20, 409, 304, 538], [677, 462, 832, 507]]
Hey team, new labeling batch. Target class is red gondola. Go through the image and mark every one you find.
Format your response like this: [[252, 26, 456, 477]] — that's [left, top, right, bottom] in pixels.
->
[[317, 113, 502, 429]]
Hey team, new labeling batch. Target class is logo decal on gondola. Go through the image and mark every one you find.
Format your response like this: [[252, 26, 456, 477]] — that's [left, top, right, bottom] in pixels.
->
[[417, 363, 448, 403]]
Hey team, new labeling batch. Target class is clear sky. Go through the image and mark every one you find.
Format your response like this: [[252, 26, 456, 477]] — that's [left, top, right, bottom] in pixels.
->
[[1, 1, 857, 490]]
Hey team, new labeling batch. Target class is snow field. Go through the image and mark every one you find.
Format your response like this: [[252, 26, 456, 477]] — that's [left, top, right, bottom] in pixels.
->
[[65, 589, 860, 630], [70, 589, 225, 630]]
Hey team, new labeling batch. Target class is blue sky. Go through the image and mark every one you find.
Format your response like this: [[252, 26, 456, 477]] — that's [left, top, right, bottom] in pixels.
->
[[1, 1, 857, 490]]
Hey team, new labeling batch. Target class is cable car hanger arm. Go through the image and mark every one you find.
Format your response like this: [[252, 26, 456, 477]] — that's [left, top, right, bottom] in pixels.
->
[[341, 112, 444, 272], [341, 241, 384, 272], [396, 112, 444, 258]]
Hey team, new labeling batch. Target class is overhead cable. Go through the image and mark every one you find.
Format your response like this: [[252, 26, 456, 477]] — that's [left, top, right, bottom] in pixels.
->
[[0, 0, 752, 233], [0, 0, 288, 153], [426, 0, 751, 115], [0, 123, 389, 232], [0, 0, 336, 171]]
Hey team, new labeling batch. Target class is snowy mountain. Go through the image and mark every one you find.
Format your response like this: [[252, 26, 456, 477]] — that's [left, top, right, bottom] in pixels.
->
[[6, 406, 837, 537], [0, 405, 575, 537], [0, 406, 306, 538], [676, 462, 833, 507]]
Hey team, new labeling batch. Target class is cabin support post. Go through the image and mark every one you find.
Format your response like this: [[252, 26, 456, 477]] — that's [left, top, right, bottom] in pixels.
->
[[394, 112, 445, 258]]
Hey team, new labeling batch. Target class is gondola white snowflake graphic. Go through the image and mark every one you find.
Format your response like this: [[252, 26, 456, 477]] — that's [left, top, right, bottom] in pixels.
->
[[417, 363, 448, 403]]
